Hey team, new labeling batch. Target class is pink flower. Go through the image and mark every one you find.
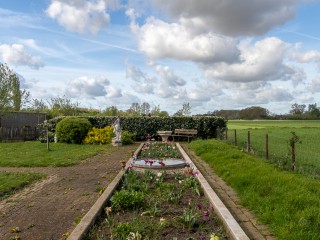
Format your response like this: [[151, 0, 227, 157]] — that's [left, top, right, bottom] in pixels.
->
[[203, 210, 209, 217], [197, 204, 202, 210]]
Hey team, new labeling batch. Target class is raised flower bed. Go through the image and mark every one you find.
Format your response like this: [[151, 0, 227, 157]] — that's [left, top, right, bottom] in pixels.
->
[[86, 169, 227, 240], [85, 142, 228, 240]]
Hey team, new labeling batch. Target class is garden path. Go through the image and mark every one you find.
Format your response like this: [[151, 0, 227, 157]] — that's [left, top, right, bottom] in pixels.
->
[[0, 144, 138, 240]]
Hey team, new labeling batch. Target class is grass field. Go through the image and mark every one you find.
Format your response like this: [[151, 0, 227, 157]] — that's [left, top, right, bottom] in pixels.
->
[[225, 120, 320, 178], [0, 141, 113, 167], [189, 139, 320, 240], [0, 172, 46, 198], [227, 119, 320, 129]]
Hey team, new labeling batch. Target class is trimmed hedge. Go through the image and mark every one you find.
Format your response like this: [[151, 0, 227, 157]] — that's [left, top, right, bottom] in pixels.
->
[[43, 116, 227, 141]]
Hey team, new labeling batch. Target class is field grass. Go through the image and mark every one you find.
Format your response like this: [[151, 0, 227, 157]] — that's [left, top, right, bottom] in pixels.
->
[[0, 172, 46, 198], [225, 120, 320, 178], [189, 139, 320, 240], [227, 119, 320, 129], [0, 141, 113, 167]]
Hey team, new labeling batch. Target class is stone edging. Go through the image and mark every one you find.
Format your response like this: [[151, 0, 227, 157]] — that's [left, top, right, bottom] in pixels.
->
[[68, 142, 249, 240], [176, 143, 250, 240]]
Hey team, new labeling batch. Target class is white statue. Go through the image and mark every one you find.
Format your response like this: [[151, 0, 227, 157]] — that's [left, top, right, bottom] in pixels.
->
[[112, 117, 122, 144]]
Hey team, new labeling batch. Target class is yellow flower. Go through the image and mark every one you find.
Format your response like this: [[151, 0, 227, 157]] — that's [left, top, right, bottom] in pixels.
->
[[210, 233, 220, 240], [159, 217, 166, 224]]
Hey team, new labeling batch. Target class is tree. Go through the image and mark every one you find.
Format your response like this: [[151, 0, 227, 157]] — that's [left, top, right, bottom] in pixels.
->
[[307, 103, 320, 118], [0, 63, 30, 112], [47, 96, 79, 117], [290, 103, 306, 115], [140, 102, 150, 116], [173, 102, 191, 116], [103, 106, 119, 116], [27, 98, 48, 112], [239, 106, 270, 119]]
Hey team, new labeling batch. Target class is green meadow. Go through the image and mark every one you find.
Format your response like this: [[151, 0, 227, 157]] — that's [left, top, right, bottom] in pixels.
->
[[225, 120, 320, 178]]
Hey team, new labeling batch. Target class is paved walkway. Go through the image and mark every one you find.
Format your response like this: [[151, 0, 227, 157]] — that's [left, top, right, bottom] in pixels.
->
[[181, 143, 276, 240], [0, 144, 138, 240]]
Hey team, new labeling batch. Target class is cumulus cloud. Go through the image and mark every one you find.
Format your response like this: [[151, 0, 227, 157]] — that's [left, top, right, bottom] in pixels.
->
[[289, 50, 320, 63], [126, 64, 156, 94], [106, 86, 122, 98], [222, 86, 294, 108], [129, 15, 239, 63], [0, 44, 44, 69], [153, 0, 298, 36], [204, 37, 305, 84], [155, 65, 186, 86], [46, 0, 110, 34], [66, 76, 110, 98], [309, 77, 320, 93]]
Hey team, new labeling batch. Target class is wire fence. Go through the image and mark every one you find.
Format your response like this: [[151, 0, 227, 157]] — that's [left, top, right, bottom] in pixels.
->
[[223, 127, 320, 178]]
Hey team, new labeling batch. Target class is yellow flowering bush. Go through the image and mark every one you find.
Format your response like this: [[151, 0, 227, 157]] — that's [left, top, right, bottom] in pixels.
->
[[84, 126, 114, 144]]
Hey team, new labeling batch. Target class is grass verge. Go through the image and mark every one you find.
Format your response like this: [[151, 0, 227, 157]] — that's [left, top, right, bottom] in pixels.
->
[[189, 139, 320, 240], [0, 172, 46, 198], [0, 141, 113, 167]]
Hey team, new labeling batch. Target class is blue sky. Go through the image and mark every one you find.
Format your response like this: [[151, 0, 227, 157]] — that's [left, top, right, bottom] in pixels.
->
[[1, 0, 320, 115]]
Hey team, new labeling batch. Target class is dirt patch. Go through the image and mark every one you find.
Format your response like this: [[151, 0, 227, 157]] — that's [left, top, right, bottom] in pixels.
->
[[0, 144, 139, 240]]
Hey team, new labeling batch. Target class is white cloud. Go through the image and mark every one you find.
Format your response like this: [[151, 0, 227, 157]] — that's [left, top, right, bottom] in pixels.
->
[[130, 16, 239, 63], [66, 76, 110, 98], [155, 65, 186, 86], [126, 63, 156, 94], [106, 86, 122, 98], [0, 44, 44, 69], [289, 50, 320, 63], [309, 77, 320, 93], [46, 0, 110, 34], [204, 37, 304, 84], [153, 0, 298, 36]]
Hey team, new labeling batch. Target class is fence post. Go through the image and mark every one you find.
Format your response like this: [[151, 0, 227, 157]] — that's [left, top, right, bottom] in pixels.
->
[[226, 127, 228, 140], [46, 126, 50, 151], [266, 133, 269, 160], [234, 129, 237, 146], [292, 141, 296, 171], [247, 130, 251, 152]]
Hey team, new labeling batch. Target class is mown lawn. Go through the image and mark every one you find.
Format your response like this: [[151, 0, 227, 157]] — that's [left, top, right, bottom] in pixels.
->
[[189, 139, 320, 240], [0, 172, 46, 198], [0, 141, 113, 167]]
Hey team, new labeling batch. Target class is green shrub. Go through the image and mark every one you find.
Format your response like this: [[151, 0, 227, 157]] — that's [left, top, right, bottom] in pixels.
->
[[111, 189, 145, 211], [56, 117, 92, 144], [121, 130, 136, 145], [83, 126, 114, 144]]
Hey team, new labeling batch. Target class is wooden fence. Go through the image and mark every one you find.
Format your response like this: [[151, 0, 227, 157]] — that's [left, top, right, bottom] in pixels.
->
[[0, 127, 39, 142]]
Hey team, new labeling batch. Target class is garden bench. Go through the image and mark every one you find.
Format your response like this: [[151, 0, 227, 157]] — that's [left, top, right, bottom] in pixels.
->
[[172, 129, 198, 142]]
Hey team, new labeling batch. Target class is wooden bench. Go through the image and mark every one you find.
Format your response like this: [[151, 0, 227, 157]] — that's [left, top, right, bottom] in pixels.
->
[[172, 129, 198, 142]]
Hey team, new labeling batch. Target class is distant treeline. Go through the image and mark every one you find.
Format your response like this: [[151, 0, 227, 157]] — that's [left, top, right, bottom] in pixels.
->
[[195, 103, 320, 120]]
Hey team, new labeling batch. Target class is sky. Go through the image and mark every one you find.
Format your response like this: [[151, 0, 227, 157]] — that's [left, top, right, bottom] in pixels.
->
[[1, 0, 320, 115]]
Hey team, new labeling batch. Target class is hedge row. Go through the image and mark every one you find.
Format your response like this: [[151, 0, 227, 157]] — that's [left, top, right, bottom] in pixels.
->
[[44, 116, 227, 141]]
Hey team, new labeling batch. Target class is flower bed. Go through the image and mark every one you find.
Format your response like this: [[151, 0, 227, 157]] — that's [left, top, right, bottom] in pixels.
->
[[138, 141, 182, 159], [86, 168, 228, 240]]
